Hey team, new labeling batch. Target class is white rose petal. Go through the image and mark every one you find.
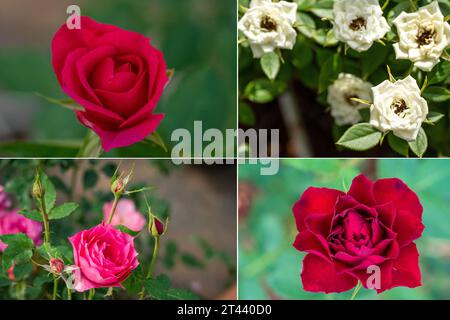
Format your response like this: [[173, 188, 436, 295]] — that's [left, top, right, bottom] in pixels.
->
[[327, 73, 373, 126], [370, 76, 428, 141], [238, 0, 298, 58], [393, 1, 450, 72], [332, 0, 390, 52]]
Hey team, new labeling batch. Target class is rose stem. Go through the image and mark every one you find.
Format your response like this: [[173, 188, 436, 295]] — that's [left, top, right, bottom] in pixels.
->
[[38, 199, 51, 244], [106, 195, 120, 224], [88, 288, 95, 300], [146, 237, 159, 279], [67, 288, 72, 300], [52, 277, 58, 300], [350, 281, 363, 300], [138, 237, 160, 299]]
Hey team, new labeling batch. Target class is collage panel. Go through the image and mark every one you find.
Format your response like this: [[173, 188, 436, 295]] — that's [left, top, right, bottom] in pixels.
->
[[0, 160, 236, 300], [238, 0, 450, 158], [239, 159, 450, 300], [0, 0, 236, 158]]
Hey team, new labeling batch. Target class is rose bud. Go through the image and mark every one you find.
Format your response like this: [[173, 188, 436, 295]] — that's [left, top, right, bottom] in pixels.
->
[[69, 224, 139, 292], [32, 173, 45, 200], [7, 264, 16, 281], [50, 258, 65, 275], [149, 214, 166, 238], [111, 169, 133, 197]]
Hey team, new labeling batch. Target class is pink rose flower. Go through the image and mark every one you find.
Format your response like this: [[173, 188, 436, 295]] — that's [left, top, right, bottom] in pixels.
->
[[103, 199, 146, 232], [0, 210, 43, 252], [51, 16, 168, 152], [69, 223, 139, 292]]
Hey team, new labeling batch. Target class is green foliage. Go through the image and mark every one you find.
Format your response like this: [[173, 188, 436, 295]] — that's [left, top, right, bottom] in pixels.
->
[[336, 123, 382, 151], [0, 234, 34, 270], [144, 275, 199, 300]]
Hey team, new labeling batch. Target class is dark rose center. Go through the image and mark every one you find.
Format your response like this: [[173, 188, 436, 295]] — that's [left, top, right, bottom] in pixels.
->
[[390, 98, 409, 117], [416, 25, 436, 46], [349, 17, 366, 31], [345, 94, 360, 107], [260, 15, 277, 32]]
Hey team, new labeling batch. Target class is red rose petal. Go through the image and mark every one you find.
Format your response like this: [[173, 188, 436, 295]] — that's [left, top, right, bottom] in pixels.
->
[[389, 243, 421, 290], [301, 254, 357, 293], [293, 187, 344, 233], [348, 174, 376, 206], [373, 178, 424, 246], [293, 231, 330, 261]]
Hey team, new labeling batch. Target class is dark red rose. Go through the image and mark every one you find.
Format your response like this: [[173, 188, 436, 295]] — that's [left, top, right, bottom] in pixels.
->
[[292, 174, 424, 294], [52, 16, 168, 152]]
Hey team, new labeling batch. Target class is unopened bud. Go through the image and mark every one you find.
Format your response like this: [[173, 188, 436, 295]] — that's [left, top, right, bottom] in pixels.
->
[[50, 258, 65, 274], [149, 215, 166, 238], [32, 174, 45, 199], [111, 178, 124, 195]]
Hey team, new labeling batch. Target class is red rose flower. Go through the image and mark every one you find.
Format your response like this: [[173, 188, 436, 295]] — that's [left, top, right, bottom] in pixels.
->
[[51, 16, 168, 152], [293, 174, 424, 294]]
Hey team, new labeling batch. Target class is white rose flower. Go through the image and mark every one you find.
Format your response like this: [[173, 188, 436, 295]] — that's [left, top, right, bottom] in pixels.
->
[[370, 76, 428, 141], [333, 0, 390, 52], [393, 1, 450, 72], [327, 73, 373, 126], [238, 0, 297, 58]]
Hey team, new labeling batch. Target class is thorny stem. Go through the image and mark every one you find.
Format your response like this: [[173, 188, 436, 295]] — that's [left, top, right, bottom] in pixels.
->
[[107, 196, 120, 224]]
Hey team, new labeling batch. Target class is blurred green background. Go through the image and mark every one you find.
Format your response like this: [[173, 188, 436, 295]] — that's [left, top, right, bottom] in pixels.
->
[[0, 0, 236, 157], [239, 159, 450, 299]]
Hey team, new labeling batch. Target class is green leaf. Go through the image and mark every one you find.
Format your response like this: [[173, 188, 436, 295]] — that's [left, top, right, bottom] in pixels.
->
[[115, 225, 140, 237], [77, 131, 102, 157], [239, 102, 256, 126], [318, 54, 342, 93], [181, 253, 205, 269], [387, 132, 409, 157], [362, 43, 389, 78], [101, 163, 117, 177], [143, 275, 198, 300], [296, 12, 316, 38], [428, 61, 450, 85], [83, 169, 98, 190], [292, 37, 314, 69], [144, 275, 171, 300], [336, 123, 382, 151], [260, 52, 280, 81], [166, 288, 199, 300], [18, 209, 43, 222], [408, 128, 428, 158], [244, 78, 287, 103], [0, 234, 34, 270], [423, 86, 450, 102], [426, 111, 445, 123], [48, 202, 79, 220], [144, 131, 169, 154], [41, 172, 56, 212], [34, 93, 84, 112]]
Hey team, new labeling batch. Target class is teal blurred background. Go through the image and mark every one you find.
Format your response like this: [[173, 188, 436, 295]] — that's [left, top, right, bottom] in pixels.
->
[[238, 159, 450, 299], [0, 0, 236, 157]]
